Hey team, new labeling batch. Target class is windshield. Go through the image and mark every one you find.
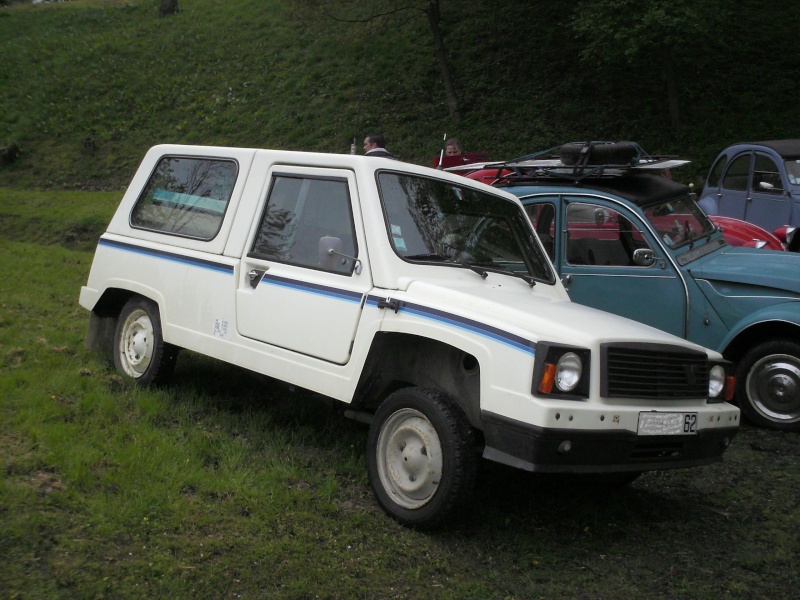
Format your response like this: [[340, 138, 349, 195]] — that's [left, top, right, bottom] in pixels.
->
[[377, 172, 554, 283], [642, 194, 717, 249], [785, 159, 800, 185]]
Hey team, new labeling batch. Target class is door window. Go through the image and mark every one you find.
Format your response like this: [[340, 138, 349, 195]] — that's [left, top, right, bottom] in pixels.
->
[[721, 154, 751, 191], [566, 203, 647, 266], [525, 203, 556, 261], [752, 154, 784, 194], [249, 175, 357, 275], [706, 155, 728, 188]]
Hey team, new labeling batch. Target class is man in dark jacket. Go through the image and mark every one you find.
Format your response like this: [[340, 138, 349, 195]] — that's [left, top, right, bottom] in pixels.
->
[[363, 133, 395, 159]]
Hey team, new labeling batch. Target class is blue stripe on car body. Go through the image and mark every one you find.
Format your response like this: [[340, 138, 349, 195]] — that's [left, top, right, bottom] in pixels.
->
[[367, 295, 536, 355], [98, 238, 534, 356], [98, 238, 234, 275], [260, 273, 364, 304]]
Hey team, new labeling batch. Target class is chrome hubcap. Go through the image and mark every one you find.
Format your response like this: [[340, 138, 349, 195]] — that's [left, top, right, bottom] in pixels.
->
[[747, 353, 800, 423]]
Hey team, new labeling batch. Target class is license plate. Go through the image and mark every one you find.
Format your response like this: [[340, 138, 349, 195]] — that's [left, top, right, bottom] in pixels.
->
[[638, 412, 697, 436]]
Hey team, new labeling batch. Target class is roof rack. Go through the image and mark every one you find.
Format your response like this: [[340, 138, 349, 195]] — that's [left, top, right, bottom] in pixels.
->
[[453, 141, 688, 184]]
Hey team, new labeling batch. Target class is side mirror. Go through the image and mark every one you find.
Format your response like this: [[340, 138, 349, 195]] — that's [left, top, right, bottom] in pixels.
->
[[319, 236, 362, 274], [594, 208, 609, 225], [632, 248, 656, 267]]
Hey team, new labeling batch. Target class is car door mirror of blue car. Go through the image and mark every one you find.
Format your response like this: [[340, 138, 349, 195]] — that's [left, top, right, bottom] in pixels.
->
[[632, 248, 657, 267], [756, 180, 784, 194]]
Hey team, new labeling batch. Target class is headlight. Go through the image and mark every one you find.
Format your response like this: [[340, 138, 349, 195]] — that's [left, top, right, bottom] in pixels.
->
[[556, 352, 582, 392], [708, 363, 735, 402], [708, 364, 726, 398], [532, 342, 590, 399]]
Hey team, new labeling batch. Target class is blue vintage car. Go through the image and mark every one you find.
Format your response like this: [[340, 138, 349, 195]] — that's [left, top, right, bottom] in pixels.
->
[[698, 140, 800, 237], [468, 142, 800, 431]]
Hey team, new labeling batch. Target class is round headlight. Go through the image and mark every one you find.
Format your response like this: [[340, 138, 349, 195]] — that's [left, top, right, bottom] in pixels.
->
[[709, 364, 726, 398], [555, 352, 583, 392]]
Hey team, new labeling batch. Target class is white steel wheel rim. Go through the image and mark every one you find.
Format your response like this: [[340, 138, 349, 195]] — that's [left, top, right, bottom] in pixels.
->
[[119, 308, 154, 378], [376, 408, 443, 510], [747, 352, 800, 423]]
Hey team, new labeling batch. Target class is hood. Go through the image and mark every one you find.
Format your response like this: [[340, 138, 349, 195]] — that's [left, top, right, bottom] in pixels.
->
[[399, 275, 711, 351], [688, 246, 800, 295]]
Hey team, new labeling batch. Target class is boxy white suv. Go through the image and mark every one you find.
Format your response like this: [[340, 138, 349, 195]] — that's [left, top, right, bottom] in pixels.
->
[[80, 145, 739, 528]]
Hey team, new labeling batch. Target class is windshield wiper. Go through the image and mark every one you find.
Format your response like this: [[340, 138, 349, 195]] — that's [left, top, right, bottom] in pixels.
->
[[404, 253, 452, 262], [467, 262, 536, 286]]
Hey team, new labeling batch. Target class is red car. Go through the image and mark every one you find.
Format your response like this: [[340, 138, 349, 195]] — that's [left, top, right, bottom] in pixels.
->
[[710, 215, 785, 251]]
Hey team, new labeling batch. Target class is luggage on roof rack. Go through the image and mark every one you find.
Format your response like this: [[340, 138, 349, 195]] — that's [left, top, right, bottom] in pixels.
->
[[559, 141, 639, 167], [463, 142, 687, 185]]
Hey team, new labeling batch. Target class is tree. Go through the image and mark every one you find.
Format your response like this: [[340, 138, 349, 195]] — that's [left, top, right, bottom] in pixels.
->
[[570, 0, 728, 134], [159, 0, 178, 18]]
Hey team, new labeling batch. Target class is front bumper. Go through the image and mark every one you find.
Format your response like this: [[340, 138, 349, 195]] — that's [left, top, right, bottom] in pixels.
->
[[481, 411, 738, 474]]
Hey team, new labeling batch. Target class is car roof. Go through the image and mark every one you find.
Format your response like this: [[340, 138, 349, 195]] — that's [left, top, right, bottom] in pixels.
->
[[504, 173, 691, 208], [737, 140, 800, 159]]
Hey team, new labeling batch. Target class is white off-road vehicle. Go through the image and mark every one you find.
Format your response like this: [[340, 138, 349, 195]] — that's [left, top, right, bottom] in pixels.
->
[[80, 145, 740, 528]]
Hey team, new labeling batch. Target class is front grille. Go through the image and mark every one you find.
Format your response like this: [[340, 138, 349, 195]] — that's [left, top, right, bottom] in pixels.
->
[[601, 342, 709, 400]]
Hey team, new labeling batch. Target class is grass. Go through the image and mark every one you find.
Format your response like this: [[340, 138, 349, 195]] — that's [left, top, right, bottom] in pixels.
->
[[1, 0, 799, 190], [1, 188, 799, 598]]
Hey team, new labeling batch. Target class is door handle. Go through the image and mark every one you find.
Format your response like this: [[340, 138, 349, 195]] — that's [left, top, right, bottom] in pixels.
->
[[248, 268, 267, 289], [561, 274, 572, 285]]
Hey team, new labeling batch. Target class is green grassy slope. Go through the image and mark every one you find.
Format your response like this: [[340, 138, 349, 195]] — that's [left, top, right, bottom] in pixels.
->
[[0, 0, 798, 188]]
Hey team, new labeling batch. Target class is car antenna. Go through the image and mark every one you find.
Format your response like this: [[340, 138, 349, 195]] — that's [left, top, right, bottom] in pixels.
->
[[437, 132, 447, 169]]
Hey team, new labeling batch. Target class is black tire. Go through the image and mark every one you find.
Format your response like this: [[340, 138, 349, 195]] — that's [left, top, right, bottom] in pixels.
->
[[366, 387, 477, 529], [735, 340, 800, 431], [560, 142, 638, 167], [113, 297, 177, 386]]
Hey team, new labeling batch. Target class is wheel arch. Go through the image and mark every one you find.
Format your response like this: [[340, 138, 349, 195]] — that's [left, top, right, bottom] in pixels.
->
[[351, 332, 482, 429], [722, 318, 800, 363], [85, 287, 164, 355]]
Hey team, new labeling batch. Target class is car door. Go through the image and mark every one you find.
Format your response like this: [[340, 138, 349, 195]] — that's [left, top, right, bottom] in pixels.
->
[[717, 152, 752, 220], [236, 167, 372, 364], [744, 152, 793, 231], [555, 195, 688, 338]]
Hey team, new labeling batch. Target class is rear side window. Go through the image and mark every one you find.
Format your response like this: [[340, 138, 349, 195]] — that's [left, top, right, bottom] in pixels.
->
[[131, 156, 238, 239], [721, 154, 751, 191], [706, 155, 728, 188]]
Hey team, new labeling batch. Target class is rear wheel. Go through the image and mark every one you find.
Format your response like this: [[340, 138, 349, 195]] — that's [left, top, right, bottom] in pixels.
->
[[367, 387, 477, 529], [113, 297, 177, 386], [735, 340, 800, 431]]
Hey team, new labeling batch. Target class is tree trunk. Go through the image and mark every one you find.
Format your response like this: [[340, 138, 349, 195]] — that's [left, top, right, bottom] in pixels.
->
[[663, 46, 680, 133], [424, 0, 462, 123], [159, 0, 179, 18]]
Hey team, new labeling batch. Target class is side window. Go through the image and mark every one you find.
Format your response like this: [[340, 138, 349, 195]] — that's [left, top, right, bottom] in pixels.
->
[[721, 154, 751, 191], [525, 202, 556, 261], [249, 175, 357, 275], [566, 203, 645, 267], [752, 154, 784, 194], [706, 155, 728, 188], [131, 156, 237, 239]]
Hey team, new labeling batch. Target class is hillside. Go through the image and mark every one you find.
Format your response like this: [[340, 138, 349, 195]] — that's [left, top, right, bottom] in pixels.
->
[[1, 0, 798, 190]]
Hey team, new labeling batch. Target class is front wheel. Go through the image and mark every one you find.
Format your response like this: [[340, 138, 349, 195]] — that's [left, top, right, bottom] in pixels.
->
[[367, 388, 477, 529], [735, 340, 800, 431], [113, 297, 177, 386]]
